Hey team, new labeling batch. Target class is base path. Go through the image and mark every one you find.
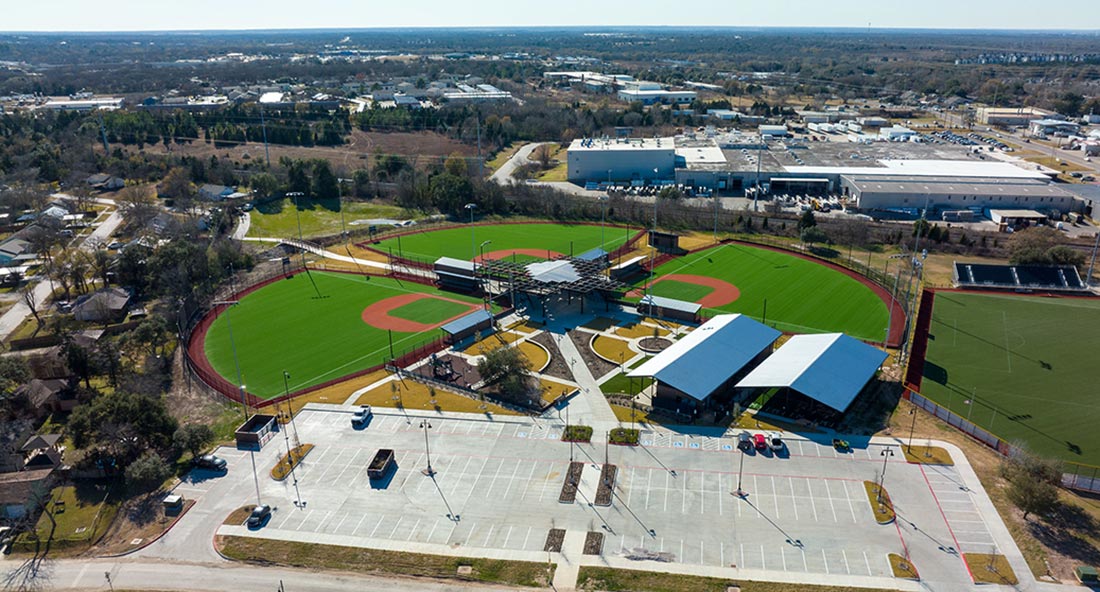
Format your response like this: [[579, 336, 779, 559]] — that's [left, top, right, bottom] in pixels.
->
[[474, 248, 565, 263], [629, 273, 741, 308], [361, 293, 481, 332]]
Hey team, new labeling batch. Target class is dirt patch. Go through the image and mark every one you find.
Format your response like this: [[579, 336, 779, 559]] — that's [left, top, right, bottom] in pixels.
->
[[559, 462, 584, 504], [595, 465, 618, 507], [568, 330, 617, 378], [474, 249, 565, 263], [530, 333, 573, 382], [583, 531, 605, 555], [360, 293, 480, 332], [638, 337, 673, 353], [544, 528, 566, 552]]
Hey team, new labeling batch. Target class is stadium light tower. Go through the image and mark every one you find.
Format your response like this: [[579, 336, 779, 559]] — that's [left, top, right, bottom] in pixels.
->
[[212, 300, 247, 419], [465, 203, 478, 259]]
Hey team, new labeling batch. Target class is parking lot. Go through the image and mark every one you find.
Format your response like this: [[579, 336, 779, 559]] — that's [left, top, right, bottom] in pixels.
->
[[209, 408, 1018, 590]]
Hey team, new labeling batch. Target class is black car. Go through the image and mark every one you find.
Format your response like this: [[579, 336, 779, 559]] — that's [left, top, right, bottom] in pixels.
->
[[191, 454, 227, 472], [247, 504, 271, 528]]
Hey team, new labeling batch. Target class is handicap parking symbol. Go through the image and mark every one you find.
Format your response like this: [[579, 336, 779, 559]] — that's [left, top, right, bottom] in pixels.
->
[[689, 442, 700, 449], [518, 432, 527, 438], [643, 440, 652, 446], [722, 444, 733, 451], [673, 442, 683, 448]]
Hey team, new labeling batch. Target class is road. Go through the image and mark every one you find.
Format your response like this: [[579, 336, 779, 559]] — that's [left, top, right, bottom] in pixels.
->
[[488, 142, 545, 185], [0, 556, 528, 592]]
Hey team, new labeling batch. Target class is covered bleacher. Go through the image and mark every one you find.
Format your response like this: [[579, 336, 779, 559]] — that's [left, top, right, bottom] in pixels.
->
[[736, 333, 888, 425], [440, 309, 494, 344], [953, 261, 1087, 293], [629, 314, 780, 413], [637, 294, 702, 324], [434, 257, 481, 293]]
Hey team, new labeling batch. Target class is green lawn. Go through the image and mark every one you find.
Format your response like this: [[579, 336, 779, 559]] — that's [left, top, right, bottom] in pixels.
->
[[637, 244, 889, 341], [371, 223, 639, 263], [202, 272, 485, 399], [600, 373, 652, 396], [388, 297, 475, 324], [16, 483, 119, 550], [247, 197, 412, 239], [920, 292, 1100, 465], [648, 279, 715, 302]]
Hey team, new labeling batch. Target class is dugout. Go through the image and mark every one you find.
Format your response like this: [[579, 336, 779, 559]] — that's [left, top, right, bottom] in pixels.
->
[[610, 255, 646, 282], [441, 309, 494, 344], [637, 294, 701, 324], [629, 314, 779, 414], [953, 261, 1087, 292], [235, 414, 277, 449], [434, 257, 481, 293]]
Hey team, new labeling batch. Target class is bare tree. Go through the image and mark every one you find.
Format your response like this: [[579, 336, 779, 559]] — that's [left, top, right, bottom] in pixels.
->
[[19, 283, 42, 330], [532, 144, 555, 170], [118, 185, 158, 230]]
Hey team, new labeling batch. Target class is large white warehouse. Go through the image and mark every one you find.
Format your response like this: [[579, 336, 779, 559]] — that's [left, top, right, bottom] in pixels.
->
[[567, 138, 676, 183]]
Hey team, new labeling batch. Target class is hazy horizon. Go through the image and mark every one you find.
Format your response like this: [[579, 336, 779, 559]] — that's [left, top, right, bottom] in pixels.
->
[[5, 0, 1100, 33]]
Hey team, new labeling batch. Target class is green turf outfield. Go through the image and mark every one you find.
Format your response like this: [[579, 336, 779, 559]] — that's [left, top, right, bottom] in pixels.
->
[[649, 280, 715, 303], [202, 272, 484, 399], [920, 292, 1100, 464], [388, 297, 473, 324], [372, 223, 638, 262], [637, 243, 889, 340]]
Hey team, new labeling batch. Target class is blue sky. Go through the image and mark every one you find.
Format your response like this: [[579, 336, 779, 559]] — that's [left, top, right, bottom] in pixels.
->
[[4, 0, 1100, 31]]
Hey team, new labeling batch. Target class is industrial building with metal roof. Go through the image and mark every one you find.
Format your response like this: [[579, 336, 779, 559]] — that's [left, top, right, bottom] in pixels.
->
[[628, 314, 780, 413]]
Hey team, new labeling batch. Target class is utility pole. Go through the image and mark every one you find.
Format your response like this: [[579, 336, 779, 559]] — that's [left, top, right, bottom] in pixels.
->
[[259, 103, 271, 166], [420, 420, 435, 476]]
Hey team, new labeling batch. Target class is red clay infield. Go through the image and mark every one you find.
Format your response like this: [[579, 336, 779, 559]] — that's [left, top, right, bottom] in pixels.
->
[[361, 293, 481, 332], [627, 274, 741, 308], [473, 249, 565, 263]]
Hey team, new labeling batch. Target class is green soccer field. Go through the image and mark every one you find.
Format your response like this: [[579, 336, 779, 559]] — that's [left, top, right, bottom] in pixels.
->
[[371, 223, 639, 262], [920, 292, 1100, 464], [201, 272, 484, 399], [637, 243, 890, 340]]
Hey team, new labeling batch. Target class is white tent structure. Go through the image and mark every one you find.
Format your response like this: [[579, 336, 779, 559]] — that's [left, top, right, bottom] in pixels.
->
[[736, 333, 888, 413]]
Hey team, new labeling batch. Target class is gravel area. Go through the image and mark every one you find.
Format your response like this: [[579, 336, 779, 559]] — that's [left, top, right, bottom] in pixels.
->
[[567, 330, 618, 377], [544, 528, 565, 552], [559, 462, 584, 504], [530, 332, 574, 381], [583, 531, 605, 555]]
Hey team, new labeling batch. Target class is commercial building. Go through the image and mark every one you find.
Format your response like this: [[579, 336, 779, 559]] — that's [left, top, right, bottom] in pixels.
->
[[39, 97, 124, 111], [442, 84, 513, 103], [976, 107, 1054, 127], [841, 175, 1077, 212], [1028, 119, 1081, 137], [566, 137, 676, 183], [617, 88, 696, 105]]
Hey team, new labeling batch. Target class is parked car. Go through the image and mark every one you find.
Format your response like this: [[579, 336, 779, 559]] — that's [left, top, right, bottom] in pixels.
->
[[768, 434, 784, 453], [247, 504, 271, 528], [191, 454, 227, 472], [351, 405, 373, 427], [753, 433, 768, 451], [107, 241, 124, 250], [737, 431, 753, 451]]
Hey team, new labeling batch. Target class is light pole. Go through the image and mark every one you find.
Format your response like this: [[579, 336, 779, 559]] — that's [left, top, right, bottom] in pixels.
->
[[907, 407, 918, 454], [878, 447, 895, 504], [652, 168, 659, 231], [288, 191, 307, 267], [735, 447, 747, 497], [479, 240, 492, 309], [464, 203, 477, 260], [420, 419, 435, 476], [213, 300, 247, 419], [597, 195, 608, 252], [283, 371, 302, 450], [281, 372, 304, 507]]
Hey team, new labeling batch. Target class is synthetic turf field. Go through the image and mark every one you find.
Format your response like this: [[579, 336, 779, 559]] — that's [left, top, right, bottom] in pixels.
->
[[388, 297, 473, 323], [202, 272, 484, 399], [919, 292, 1100, 464], [648, 280, 715, 302], [637, 243, 890, 340], [371, 223, 639, 262]]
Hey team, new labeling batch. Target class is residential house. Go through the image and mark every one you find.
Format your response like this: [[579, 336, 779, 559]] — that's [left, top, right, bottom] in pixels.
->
[[0, 468, 55, 519], [21, 434, 64, 471], [85, 173, 125, 191], [14, 379, 77, 418], [198, 184, 235, 201], [72, 287, 131, 323], [0, 238, 30, 265]]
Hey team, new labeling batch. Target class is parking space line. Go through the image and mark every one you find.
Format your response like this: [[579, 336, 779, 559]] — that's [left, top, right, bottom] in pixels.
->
[[679, 539, 684, 562], [275, 509, 295, 529], [801, 548, 808, 572], [483, 524, 495, 547], [426, 520, 439, 543], [645, 468, 653, 509], [334, 514, 349, 533], [844, 480, 859, 523], [717, 472, 723, 516], [720, 541, 724, 567], [369, 515, 385, 538], [699, 471, 706, 514], [538, 461, 554, 502], [663, 471, 669, 512], [523, 526, 532, 551], [772, 476, 780, 520], [464, 457, 489, 505], [823, 480, 839, 522], [807, 478, 819, 522], [352, 514, 368, 535], [787, 477, 798, 520], [502, 460, 521, 499], [406, 518, 420, 541], [842, 549, 850, 574], [483, 459, 504, 498], [822, 549, 829, 574], [519, 460, 539, 501], [502, 525, 513, 548], [388, 515, 404, 538], [681, 471, 688, 513], [335, 449, 363, 483], [780, 545, 787, 570], [863, 551, 872, 575], [627, 467, 635, 506], [699, 540, 705, 565]]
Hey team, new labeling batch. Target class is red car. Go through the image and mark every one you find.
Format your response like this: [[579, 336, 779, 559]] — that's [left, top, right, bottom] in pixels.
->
[[753, 433, 767, 451]]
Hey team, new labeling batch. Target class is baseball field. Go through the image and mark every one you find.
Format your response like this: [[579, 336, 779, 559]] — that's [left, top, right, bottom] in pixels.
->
[[201, 271, 487, 399], [920, 291, 1100, 464], [370, 222, 640, 262], [634, 243, 892, 341]]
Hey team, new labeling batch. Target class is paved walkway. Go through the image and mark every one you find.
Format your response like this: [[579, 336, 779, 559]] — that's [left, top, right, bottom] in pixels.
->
[[489, 142, 544, 185], [552, 329, 619, 426], [231, 211, 250, 240]]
